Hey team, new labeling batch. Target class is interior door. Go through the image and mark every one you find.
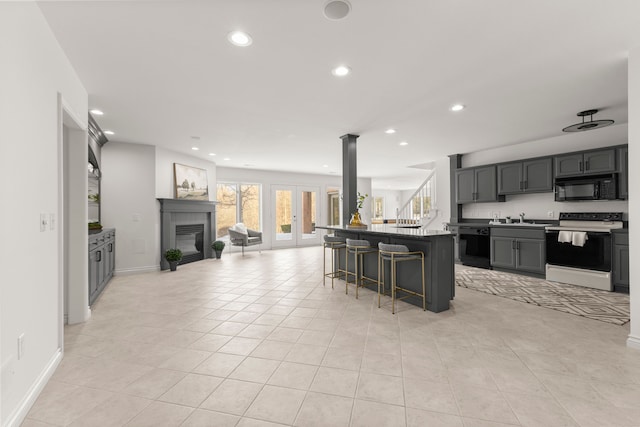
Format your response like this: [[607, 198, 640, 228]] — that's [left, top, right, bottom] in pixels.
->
[[272, 185, 320, 248]]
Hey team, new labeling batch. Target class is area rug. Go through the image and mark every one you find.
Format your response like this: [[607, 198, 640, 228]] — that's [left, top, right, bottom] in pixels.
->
[[455, 265, 630, 326]]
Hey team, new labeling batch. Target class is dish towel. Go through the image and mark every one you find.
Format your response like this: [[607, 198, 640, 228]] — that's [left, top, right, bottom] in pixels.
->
[[558, 231, 573, 243], [571, 231, 588, 247]]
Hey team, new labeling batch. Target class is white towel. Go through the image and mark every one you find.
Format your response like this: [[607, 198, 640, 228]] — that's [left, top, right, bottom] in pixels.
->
[[558, 231, 573, 243], [571, 231, 588, 247]]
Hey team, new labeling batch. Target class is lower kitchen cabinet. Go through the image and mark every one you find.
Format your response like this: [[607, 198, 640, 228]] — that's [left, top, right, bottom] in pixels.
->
[[89, 229, 116, 305], [613, 231, 629, 293], [490, 228, 545, 276]]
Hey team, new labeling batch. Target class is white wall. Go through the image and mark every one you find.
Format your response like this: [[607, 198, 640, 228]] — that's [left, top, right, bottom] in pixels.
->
[[628, 48, 639, 350], [102, 143, 159, 273], [0, 3, 88, 426], [459, 124, 629, 220], [371, 189, 403, 219], [216, 167, 342, 247]]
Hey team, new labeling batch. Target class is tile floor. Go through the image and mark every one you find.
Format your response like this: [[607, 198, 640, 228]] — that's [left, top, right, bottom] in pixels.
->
[[23, 246, 640, 427]]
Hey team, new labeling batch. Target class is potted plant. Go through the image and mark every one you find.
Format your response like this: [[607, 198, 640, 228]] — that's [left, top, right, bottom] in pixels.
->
[[350, 192, 368, 226], [212, 240, 226, 259], [165, 248, 183, 271]]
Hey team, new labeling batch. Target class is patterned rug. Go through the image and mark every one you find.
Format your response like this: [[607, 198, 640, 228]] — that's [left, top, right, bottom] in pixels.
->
[[456, 265, 630, 326]]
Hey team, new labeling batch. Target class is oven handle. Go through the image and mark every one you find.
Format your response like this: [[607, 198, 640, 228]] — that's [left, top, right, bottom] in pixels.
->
[[545, 229, 611, 236]]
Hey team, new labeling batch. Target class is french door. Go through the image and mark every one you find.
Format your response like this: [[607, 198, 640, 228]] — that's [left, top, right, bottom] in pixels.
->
[[272, 185, 320, 248]]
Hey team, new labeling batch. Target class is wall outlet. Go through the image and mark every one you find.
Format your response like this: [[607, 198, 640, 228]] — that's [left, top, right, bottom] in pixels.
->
[[18, 334, 24, 360], [547, 211, 555, 218]]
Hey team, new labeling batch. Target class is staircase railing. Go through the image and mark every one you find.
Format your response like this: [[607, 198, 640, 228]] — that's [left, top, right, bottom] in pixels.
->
[[396, 169, 438, 228]]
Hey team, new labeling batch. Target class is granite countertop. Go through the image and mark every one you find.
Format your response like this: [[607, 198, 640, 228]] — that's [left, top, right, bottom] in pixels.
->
[[317, 224, 453, 237]]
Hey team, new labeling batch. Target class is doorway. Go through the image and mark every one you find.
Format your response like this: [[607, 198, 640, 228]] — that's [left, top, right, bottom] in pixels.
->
[[272, 185, 320, 248]]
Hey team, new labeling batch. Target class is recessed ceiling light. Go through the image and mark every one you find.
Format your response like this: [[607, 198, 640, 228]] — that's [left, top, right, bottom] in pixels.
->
[[227, 31, 252, 47], [324, 0, 351, 20], [323, 164, 329, 168], [332, 65, 351, 76], [224, 157, 230, 161], [104, 130, 114, 135], [399, 141, 408, 146], [209, 153, 216, 156], [385, 128, 396, 134], [191, 147, 199, 151], [90, 109, 104, 116], [450, 104, 465, 112]]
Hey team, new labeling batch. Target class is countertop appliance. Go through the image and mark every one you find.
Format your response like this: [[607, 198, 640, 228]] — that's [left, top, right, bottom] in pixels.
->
[[554, 174, 617, 201], [545, 212, 623, 291], [459, 226, 491, 269]]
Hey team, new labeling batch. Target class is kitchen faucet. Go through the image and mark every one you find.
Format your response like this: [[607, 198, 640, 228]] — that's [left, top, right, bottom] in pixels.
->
[[519, 212, 525, 223]]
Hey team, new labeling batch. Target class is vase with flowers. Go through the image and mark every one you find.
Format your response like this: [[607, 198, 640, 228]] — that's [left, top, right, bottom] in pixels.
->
[[349, 192, 368, 227]]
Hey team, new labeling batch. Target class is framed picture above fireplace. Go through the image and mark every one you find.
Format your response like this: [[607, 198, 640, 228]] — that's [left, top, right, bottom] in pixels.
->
[[174, 163, 209, 201]]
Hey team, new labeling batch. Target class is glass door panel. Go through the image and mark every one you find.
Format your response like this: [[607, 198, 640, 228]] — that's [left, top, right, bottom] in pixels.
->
[[272, 185, 320, 248], [299, 189, 317, 241], [273, 187, 294, 246]]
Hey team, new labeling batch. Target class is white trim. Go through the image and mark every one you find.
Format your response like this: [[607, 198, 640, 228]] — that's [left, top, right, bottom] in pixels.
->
[[115, 265, 161, 275], [3, 350, 63, 427], [627, 335, 640, 351]]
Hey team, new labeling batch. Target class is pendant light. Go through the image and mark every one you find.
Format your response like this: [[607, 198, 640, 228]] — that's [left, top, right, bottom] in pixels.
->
[[562, 109, 614, 132]]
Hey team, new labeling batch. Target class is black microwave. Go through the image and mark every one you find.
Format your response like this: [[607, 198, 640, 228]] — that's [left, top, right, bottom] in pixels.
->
[[555, 174, 617, 201]]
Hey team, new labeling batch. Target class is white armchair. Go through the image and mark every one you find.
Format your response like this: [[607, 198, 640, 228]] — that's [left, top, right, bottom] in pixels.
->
[[228, 223, 263, 255]]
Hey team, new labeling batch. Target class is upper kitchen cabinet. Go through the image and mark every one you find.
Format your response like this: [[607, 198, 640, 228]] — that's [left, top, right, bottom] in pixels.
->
[[554, 149, 616, 177], [618, 146, 628, 199], [456, 166, 503, 203], [498, 158, 552, 195]]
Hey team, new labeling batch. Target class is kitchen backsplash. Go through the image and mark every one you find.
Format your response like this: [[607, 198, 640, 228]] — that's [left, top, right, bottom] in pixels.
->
[[461, 192, 629, 221]]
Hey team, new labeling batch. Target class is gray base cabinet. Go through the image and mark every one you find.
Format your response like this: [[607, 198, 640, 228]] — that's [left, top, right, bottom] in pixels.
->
[[618, 147, 628, 199], [490, 228, 545, 275], [554, 149, 616, 177], [89, 229, 115, 305], [613, 231, 629, 293]]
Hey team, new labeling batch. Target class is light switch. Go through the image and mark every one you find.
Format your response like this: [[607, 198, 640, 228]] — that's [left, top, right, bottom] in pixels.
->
[[40, 214, 47, 232], [49, 213, 55, 231]]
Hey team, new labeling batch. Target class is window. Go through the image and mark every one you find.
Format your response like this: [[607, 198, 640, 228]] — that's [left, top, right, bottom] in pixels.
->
[[373, 197, 384, 220], [412, 195, 431, 219], [216, 183, 261, 238]]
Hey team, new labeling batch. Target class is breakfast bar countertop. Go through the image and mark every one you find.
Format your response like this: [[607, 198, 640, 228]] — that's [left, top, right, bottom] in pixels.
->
[[317, 224, 453, 238]]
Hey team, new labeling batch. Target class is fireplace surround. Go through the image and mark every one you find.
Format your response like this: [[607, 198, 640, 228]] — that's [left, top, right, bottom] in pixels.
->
[[158, 198, 217, 270]]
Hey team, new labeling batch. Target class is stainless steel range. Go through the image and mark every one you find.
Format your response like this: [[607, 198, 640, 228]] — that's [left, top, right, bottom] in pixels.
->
[[545, 212, 623, 291]]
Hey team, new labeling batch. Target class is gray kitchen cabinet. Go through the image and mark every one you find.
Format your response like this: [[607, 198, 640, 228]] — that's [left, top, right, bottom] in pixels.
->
[[455, 166, 500, 203], [490, 227, 545, 275], [554, 149, 616, 177], [89, 229, 116, 305], [613, 231, 629, 293], [618, 147, 628, 199], [498, 158, 552, 194]]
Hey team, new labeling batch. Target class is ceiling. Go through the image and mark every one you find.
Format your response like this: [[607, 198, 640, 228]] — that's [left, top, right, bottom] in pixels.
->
[[38, 0, 640, 189]]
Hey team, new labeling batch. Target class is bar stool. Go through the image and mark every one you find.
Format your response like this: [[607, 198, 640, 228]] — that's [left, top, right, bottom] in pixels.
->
[[345, 239, 378, 298], [377, 242, 426, 314], [323, 235, 347, 289]]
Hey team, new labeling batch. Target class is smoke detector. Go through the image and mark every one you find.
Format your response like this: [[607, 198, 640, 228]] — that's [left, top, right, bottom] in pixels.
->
[[324, 0, 351, 20], [562, 109, 614, 132]]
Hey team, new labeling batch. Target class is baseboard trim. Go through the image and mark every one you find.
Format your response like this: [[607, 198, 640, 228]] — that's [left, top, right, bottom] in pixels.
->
[[4, 349, 63, 427], [627, 334, 640, 350], [115, 265, 160, 276]]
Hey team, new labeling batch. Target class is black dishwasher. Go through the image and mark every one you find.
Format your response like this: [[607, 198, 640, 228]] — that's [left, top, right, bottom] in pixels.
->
[[459, 226, 491, 269]]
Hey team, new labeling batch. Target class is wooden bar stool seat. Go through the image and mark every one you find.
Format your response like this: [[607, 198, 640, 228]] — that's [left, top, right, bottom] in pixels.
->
[[377, 242, 426, 314]]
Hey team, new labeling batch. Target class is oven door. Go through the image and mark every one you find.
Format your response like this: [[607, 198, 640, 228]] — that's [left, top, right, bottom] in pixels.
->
[[545, 230, 611, 272]]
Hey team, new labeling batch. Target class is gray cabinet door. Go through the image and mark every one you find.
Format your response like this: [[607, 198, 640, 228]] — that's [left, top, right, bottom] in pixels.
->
[[554, 153, 583, 177], [515, 238, 545, 274], [584, 149, 616, 174], [497, 162, 522, 194], [523, 158, 553, 192], [475, 166, 497, 202], [613, 244, 629, 287], [455, 169, 475, 203], [618, 147, 628, 199], [490, 237, 515, 269]]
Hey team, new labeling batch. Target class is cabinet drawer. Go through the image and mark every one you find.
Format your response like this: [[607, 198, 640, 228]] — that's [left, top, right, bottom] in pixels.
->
[[490, 228, 545, 240], [613, 232, 628, 245]]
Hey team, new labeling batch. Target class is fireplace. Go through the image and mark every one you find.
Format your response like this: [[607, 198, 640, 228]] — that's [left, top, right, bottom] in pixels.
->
[[158, 199, 217, 270]]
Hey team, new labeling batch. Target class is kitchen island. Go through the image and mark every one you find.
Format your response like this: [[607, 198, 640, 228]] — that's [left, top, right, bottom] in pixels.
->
[[317, 225, 455, 313]]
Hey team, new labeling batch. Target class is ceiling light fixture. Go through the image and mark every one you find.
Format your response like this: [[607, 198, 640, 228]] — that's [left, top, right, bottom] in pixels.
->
[[323, 164, 329, 168], [562, 109, 614, 132], [224, 157, 230, 161], [323, 0, 351, 20], [399, 141, 409, 146], [209, 153, 216, 156], [191, 147, 199, 151], [450, 104, 465, 112], [90, 109, 104, 116], [227, 31, 252, 47], [385, 128, 396, 134], [332, 65, 351, 76], [104, 130, 114, 135]]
